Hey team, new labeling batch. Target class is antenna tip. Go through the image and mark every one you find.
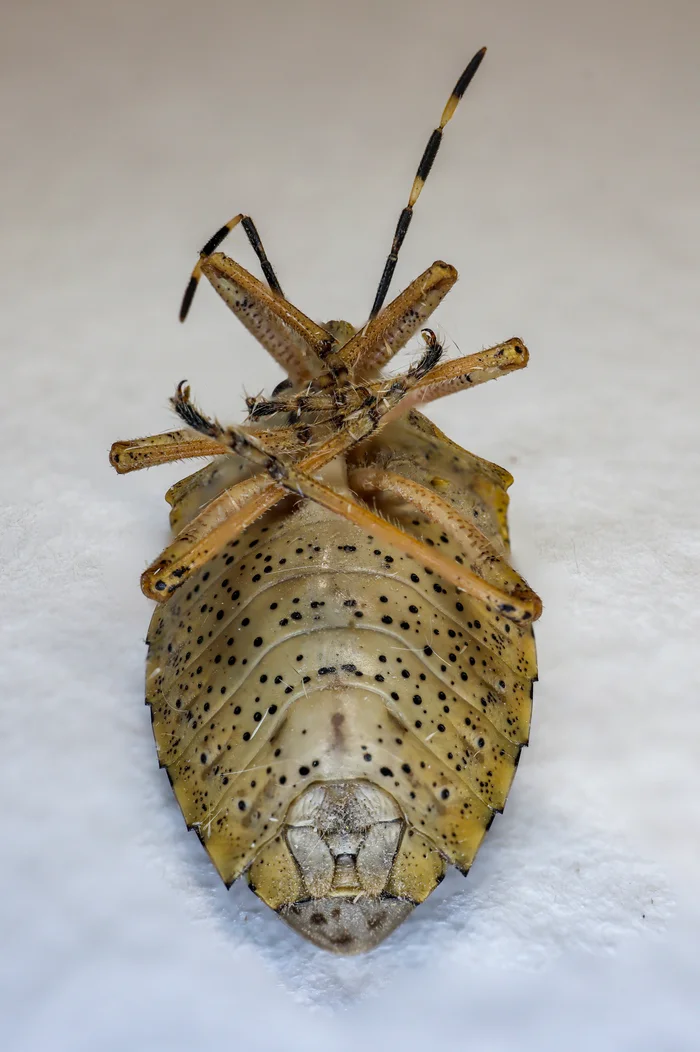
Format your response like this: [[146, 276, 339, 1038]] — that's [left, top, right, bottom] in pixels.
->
[[449, 47, 488, 105]]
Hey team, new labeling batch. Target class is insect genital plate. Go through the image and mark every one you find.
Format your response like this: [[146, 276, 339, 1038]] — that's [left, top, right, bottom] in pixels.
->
[[110, 46, 541, 954]]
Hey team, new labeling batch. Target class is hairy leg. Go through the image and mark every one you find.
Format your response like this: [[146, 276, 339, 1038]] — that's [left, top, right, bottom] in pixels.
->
[[142, 347, 446, 599], [109, 429, 229, 474], [245, 332, 525, 427], [269, 461, 539, 625], [198, 253, 336, 383], [381, 338, 528, 425], [109, 418, 314, 476], [341, 262, 457, 378], [348, 466, 541, 622], [141, 473, 282, 599]]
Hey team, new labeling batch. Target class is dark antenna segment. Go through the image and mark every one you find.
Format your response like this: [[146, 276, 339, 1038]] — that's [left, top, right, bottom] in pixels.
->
[[368, 46, 487, 320]]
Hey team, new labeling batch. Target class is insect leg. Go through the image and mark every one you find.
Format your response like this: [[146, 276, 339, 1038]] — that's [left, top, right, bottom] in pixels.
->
[[172, 335, 439, 478], [368, 47, 486, 320], [268, 463, 539, 624], [246, 423, 319, 453], [141, 473, 284, 600], [165, 460, 231, 514], [196, 253, 336, 383], [245, 387, 338, 421], [248, 326, 445, 424], [382, 337, 529, 423], [341, 262, 457, 378], [347, 466, 541, 623], [180, 214, 283, 322], [165, 458, 254, 533], [109, 419, 311, 472], [170, 382, 301, 469], [109, 429, 230, 474], [150, 360, 448, 598]]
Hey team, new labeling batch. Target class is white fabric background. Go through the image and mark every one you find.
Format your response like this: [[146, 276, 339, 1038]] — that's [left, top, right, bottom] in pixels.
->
[[2, 0, 699, 1048]]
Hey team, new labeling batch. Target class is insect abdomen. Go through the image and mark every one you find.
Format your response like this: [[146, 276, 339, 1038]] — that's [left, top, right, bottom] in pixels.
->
[[146, 413, 535, 952]]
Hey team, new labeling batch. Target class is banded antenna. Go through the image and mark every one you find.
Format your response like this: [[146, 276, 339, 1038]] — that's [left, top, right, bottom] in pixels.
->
[[368, 46, 486, 320]]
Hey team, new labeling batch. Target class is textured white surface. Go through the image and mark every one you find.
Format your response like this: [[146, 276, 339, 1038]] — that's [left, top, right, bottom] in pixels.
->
[[2, 0, 699, 1048]]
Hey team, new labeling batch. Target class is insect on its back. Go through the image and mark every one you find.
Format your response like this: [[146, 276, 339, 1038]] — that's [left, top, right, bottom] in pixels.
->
[[111, 47, 541, 954]]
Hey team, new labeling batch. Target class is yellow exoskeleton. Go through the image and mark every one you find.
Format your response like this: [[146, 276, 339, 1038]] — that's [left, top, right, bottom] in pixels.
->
[[111, 47, 540, 953]]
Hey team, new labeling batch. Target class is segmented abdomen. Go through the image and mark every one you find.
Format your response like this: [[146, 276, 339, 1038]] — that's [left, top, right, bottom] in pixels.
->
[[146, 411, 536, 889]]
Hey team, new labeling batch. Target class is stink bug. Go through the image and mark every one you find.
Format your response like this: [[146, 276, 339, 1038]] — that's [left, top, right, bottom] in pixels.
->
[[111, 46, 541, 954]]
